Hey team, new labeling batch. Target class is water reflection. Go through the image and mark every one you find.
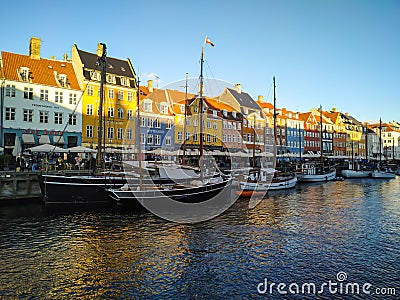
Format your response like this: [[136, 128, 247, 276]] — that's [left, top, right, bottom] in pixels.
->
[[0, 178, 399, 298]]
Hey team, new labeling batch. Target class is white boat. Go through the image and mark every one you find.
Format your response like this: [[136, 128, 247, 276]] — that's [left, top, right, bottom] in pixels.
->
[[341, 162, 371, 178], [341, 169, 371, 178], [237, 77, 297, 195], [297, 162, 336, 182], [371, 170, 395, 179]]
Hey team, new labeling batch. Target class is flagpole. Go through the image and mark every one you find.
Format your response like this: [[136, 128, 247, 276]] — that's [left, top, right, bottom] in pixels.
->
[[199, 45, 204, 174]]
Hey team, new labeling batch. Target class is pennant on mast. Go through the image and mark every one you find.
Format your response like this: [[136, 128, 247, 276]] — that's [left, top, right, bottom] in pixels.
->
[[205, 36, 215, 47]]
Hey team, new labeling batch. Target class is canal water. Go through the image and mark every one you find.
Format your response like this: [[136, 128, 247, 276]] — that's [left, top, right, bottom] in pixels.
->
[[1, 178, 399, 299]]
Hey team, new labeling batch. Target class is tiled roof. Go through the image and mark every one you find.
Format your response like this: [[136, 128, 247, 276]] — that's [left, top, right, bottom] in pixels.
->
[[226, 88, 262, 111], [1, 51, 80, 90]]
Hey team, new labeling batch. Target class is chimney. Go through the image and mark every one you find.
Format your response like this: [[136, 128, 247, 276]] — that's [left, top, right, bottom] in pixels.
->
[[258, 95, 264, 102], [148, 79, 153, 93], [29, 37, 41, 60], [234, 83, 242, 94], [332, 107, 337, 112]]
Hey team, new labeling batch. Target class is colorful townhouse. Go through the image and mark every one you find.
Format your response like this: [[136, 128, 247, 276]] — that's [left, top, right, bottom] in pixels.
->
[[284, 109, 305, 157], [310, 108, 335, 156], [369, 121, 400, 160], [1, 37, 82, 154], [71, 43, 137, 152], [299, 111, 320, 155], [324, 108, 347, 156], [137, 82, 175, 153], [340, 112, 363, 157]]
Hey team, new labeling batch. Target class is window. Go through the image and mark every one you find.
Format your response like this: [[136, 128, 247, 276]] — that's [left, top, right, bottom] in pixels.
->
[[228, 122, 232, 129], [194, 119, 198, 127], [166, 119, 172, 129], [165, 136, 171, 146], [87, 85, 94, 96], [141, 117, 146, 127], [207, 121, 211, 129], [23, 109, 33, 122], [121, 77, 129, 86], [185, 132, 190, 141], [194, 107, 198, 113], [20, 67, 30, 81], [147, 134, 153, 144], [5, 85, 16, 97], [69, 93, 77, 105], [178, 131, 183, 141], [40, 89, 49, 101], [155, 135, 161, 145], [160, 103, 168, 114], [213, 110, 218, 117], [86, 125, 93, 138], [154, 118, 161, 128], [207, 134, 211, 142], [108, 107, 114, 117], [90, 71, 100, 81], [180, 104, 185, 113], [117, 91, 124, 100], [140, 134, 146, 145], [55, 91, 63, 103], [58, 74, 67, 87], [117, 108, 124, 119], [186, 118, 190, 126], [69, 114, 77, 125], [54, 112, 63, 124], [107, 75, 115, 83], [144, 101, 152, 112], [222, 134, 226, 142], [126, 128, 133, 140], [5, 107, 16, 121], [108, 89, 114, 99], [213, 122, 217, 129], [238, 123, 241, 130], [223, 121, 227, 129], [193, 133, 198, 141], [127, 92, 133, 101], [127, 109, 133, 120], [24, 87, 33, 100], [40, 111, 49, 123], [107, 127, 114, 139], [117, 128, 123, 140], [213, 136, 217, 143], [86, 104, 93, 115]]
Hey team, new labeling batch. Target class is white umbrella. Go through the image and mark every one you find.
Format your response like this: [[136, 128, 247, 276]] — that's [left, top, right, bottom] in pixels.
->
[[12, 136, 22, 157], [67, 146, 97, 153], [27, 143, 66, 153]]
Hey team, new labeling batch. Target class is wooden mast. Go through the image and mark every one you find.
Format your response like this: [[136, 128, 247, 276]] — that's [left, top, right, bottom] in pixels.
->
[[273, 77, 277, 170], [137, 76, 143, 188], [182, 72, 188, 164], [96, 43, 106, 169], [199, 46, 205, 174], [319, 105, 323, 164]]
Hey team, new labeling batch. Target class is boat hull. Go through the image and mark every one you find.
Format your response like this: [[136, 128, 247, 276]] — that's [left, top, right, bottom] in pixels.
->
[[371, 171, 396, 179], [341, 170, 371, 178], [108, 179, 232, 204], [269, 176, 297, 190], [38, 174, 126, 203], [298, 169, 337, 182]]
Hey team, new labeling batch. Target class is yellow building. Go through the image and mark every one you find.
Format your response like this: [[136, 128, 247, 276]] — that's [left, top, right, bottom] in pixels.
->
[[71, 44, 138, 151]]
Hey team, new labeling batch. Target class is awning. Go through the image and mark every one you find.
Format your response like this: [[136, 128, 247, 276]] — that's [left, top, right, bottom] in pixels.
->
[[39, 135, 50, 144], [54, 135, 65, 144], [22, 134, 35, 144]]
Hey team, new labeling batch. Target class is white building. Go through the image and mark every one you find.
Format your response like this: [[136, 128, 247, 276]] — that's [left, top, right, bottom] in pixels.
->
[[0, 37, 82, 154]]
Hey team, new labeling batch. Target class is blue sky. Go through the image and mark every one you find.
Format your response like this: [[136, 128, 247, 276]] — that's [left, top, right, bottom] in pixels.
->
[[1, 0, 399, 123]]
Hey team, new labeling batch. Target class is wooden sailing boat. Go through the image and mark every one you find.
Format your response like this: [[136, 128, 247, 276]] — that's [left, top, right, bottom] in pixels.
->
[[371, 118, 395, 179], [297, 105, 336, 182], [237, 77, 297, 195], [108, 37, 231, 204]]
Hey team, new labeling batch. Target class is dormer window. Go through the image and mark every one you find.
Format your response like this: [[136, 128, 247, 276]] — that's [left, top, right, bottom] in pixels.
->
[[90, 71, 100, 81], [121, 77, 129, 86], [107, 74, 115, 83], [232, 111, 236, 118], [179, 104, 185, 113], [222, 110, 227, 117], [160, 103, 168, 114], [19, 67, 30, 82], [143, 100, 152, 112], [58, 74, 68, 87]]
